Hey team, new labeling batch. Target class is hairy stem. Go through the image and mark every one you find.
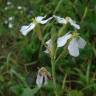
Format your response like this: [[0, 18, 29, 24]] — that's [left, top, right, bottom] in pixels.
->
[[51, 58, 58, 96]]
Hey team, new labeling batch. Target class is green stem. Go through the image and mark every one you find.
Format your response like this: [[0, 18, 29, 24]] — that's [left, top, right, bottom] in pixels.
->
[[51, 59, 58, 96], [55, 46, 68, 64], [55, 51, 66, 64], [58, 24, 67, 37]]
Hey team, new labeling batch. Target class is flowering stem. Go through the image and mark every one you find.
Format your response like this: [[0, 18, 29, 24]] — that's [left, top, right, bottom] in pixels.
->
[[57, 44, 69, 60], [51, 58, 59, 96], [55, 51, 64, 64], [58, 24, 67, 36]]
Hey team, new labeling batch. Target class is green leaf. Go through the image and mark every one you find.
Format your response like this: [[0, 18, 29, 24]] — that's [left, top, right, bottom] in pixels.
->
[[21, 87, 39, 96], [67, 90, 84, 96]]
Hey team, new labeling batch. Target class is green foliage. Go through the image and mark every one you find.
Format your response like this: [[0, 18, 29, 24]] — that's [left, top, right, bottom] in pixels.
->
[[0, 0, 96, 96], [21, 87, 39, 96]]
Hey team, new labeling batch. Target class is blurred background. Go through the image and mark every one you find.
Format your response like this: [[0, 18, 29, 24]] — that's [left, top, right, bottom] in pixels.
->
[[0, 0, 96, 96]]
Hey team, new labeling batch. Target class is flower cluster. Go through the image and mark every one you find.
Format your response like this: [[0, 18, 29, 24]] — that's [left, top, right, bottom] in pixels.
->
[[20, 15, 86, 87], [20, 16, 53, 36], [20, 15, 80, 36], [53, 15, 80, 29]]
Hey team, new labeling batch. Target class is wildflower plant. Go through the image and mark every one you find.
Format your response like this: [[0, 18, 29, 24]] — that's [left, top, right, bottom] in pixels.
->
[[20, 15, 86, 96]]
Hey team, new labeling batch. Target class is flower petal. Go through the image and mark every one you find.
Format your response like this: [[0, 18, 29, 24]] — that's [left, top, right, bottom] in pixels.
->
[[40, 17, 53, 24], [67, 17, 80, 29], [35, 16, 46, 23], [20, 23, 35, 36], [44, 76, 48, 85], [36, 74, 43, 88], [53, 15, 67, 24], [57, 32, 72, 47], [78, 37, 86, 48], [44, 39, 52, 53], [68, 38, 79, 57], [44, 49, 49, 53], [46, 39, 51, 45], [46, 39, 52, 49]]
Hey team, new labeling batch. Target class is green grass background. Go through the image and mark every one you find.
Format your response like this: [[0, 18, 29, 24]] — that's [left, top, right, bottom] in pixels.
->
[[0, 0, 96, 96]]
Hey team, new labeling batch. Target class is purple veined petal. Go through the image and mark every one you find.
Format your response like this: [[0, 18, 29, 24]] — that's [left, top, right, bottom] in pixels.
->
[[44, 76, 48, 85], [20, 23, 36, 36], [35, 16, 46, 23], [53, 15, 67, 24], [36, 73, 43, 88], [57, 32, 72, 47], [67, 17, 80, 29], [68, 38, 79, 57], [78, 37, 86, 48], [40, 17, 53, 24]]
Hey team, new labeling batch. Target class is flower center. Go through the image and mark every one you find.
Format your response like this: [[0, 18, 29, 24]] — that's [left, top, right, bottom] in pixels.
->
[[32, 18, 37, 24], [72, 32, 79, 38]]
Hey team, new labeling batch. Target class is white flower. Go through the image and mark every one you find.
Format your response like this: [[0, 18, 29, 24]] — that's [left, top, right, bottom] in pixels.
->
[[8, 23, 13, 28], [20, 23, 35, 36], [7, 1, 12, 5], [44, 39, 52, 53], [66, 17, 80, 29], [17, 6, 22, 10], [35, 16, 53, 24], [53, 15, 67, 24], [68, 37, 86, 57], [36, 67, 51, 88], [36, 73, 44, 88], [8, 17, 13, 21], [20, 16, 53, 36], [4, 20, 8, 24], [53, 15, 80, 29], [4, 7, 8, 10], [57, 32, 72, 47], [57, 32, 86, 57]]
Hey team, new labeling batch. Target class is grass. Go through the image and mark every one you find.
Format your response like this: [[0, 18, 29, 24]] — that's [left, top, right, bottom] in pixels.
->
[[0, 0, 96, 96]]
